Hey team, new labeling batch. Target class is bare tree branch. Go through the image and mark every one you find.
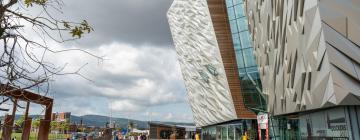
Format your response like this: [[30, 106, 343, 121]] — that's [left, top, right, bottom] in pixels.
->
[[0, 0, 100, 112]]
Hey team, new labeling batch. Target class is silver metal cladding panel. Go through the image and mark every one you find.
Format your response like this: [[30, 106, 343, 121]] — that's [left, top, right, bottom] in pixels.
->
[[245, 0, 360, 116], [167, 0, 238, 126]]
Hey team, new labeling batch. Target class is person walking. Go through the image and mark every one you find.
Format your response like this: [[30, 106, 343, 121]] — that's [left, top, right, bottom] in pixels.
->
[[195, 133, 200, 140], [242, 132, 248, 140]]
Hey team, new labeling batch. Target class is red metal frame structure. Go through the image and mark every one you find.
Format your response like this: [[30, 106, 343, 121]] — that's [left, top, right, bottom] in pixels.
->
[[0, 85, 53, 140]]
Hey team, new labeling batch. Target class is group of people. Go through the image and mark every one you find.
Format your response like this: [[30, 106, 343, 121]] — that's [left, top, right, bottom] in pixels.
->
[[113, 132, 148, 140]]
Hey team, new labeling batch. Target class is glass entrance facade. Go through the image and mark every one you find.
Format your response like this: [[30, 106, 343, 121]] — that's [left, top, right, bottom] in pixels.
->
[[299, 106, 360, 140], [202, 120, 258, 140], [268, 106, 360, 140], [225, 0, 266, 112], [269, 118, 300, 140]]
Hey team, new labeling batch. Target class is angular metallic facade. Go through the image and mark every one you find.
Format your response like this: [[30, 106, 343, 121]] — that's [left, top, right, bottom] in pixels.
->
[[245, 0, 360, 116], [167, 0, 238, 127], [167, 0, 261, 127]]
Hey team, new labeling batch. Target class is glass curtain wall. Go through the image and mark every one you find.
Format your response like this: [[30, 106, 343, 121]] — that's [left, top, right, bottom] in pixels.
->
[[201, 120, 258, 140], [225, 0, 266, 112], [269, 106, 360, 140], [269, 118, 300, 140]]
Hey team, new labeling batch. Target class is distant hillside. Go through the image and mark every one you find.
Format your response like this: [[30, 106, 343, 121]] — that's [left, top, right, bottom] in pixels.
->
[[1, 115, 194, 129], [70, 115, 149, 129]]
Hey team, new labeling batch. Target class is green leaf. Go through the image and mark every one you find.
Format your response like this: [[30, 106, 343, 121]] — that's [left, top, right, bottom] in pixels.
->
[[24, 0, 33, 7]]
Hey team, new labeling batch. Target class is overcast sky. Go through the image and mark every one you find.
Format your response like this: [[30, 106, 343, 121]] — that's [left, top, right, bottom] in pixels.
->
[[0, 0, 194, 123]]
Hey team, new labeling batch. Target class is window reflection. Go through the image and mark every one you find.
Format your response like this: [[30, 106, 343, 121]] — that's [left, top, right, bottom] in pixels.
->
[[201, 120, 258, 140], [226, 0, 266, 111]]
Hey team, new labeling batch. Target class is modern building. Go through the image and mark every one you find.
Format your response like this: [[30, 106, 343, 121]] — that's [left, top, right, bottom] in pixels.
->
[[167, 0, 266, 139], [245, 0, 360, 139], [51, 112, 71, 122]]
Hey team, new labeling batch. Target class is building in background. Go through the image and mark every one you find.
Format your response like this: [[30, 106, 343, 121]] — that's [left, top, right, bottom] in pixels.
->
[[167, 0, 266, 139], [245, 0, 360, 139], [51, 112, 71, 122], [148, 122, 198, 139]]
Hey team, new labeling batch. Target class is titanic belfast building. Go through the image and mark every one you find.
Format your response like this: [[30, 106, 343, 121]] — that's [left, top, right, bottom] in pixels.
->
[[167, 0, 360, 139]]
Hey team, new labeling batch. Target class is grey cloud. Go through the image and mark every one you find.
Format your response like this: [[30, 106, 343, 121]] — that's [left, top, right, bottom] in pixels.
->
[[94, 73, 141, 89], [53, 96, 109, 116], [48, 43, 187, 114], [50, 76, 102, 98], [59, 0, 174, 47], [14, 0, 193, 121]]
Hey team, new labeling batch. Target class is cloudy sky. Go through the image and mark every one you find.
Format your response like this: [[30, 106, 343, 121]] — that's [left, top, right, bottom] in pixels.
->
[[1, 0, 194, 123]]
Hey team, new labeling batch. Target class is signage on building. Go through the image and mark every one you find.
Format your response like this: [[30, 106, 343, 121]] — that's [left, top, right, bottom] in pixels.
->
[[257, 112, 269, 140], [257, 112, 268, 128]]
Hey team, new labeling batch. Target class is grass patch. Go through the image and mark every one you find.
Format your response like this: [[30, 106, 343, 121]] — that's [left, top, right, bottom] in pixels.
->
[[1, 132, 70, 140]]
